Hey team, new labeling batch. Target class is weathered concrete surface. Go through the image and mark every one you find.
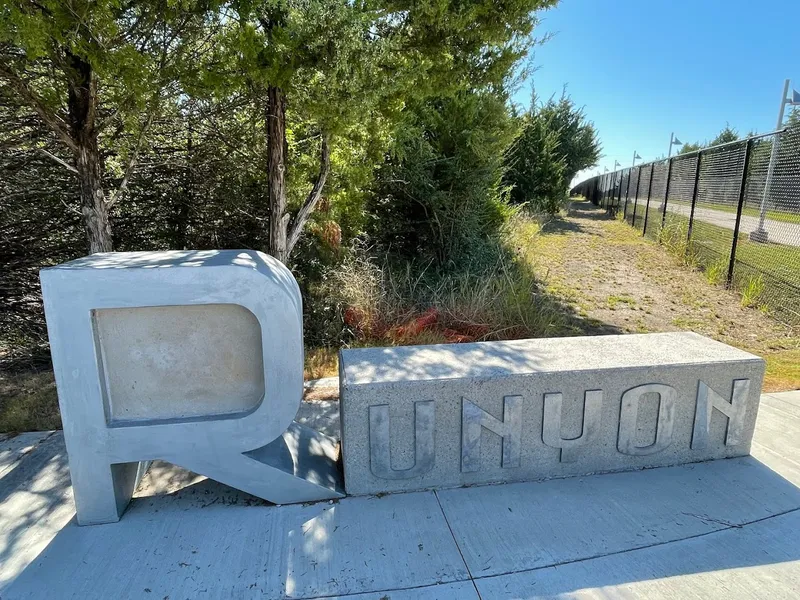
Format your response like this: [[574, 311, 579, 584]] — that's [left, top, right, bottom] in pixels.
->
[[94, 303, 265, 421], [2, 392, 799, 599], [475, 509, 800, 599], [40, 250, 343, 525], [340, 332, 765, 495]]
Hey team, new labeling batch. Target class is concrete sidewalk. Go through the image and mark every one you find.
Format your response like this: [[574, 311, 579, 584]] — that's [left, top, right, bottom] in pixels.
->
[[1, 392, 799, 599], [666, 202, 800, 247]]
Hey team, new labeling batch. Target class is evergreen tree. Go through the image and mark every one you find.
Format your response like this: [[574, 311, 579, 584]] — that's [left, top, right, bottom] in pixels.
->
[[0, 1, 206, 252]]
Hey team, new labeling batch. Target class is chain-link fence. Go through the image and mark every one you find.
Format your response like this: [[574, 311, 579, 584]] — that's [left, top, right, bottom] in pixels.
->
[[571, 126, 800, 325]]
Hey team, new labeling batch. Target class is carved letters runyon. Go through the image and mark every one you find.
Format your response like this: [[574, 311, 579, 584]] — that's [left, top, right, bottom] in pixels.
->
[[339, 333, 766, 496]]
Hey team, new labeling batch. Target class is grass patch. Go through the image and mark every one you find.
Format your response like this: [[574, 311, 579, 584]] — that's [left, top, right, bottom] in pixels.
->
[[642, 206, 800, 323], [321, 212, 613, 352], [704, 257, 728, 286], [740, 275, 765, 308], [304, 348, 340, 380], [763, 349, 800, 392], [606, 295, 637, 310], [668, 199, 800, 225], [0, 371, 60, 433], [671, 316, 708, 329]]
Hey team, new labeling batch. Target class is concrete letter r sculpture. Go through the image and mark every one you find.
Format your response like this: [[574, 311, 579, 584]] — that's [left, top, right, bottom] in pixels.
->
[[40, 250, 343, 525]]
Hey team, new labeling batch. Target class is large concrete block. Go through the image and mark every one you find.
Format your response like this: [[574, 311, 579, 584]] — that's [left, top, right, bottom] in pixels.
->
[[339, 332, 765, 495], [40, 250, 343, 525]]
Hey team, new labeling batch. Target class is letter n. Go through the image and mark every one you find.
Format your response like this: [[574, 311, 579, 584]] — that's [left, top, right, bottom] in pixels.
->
[[692, 379, 750, 450], [461, 396, 522, 473]]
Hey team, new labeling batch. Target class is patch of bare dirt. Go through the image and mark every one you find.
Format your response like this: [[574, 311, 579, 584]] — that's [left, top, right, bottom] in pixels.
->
[[532, 201, 798, 361]]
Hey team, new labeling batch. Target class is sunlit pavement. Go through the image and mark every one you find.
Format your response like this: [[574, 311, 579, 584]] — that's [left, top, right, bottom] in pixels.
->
[[2, 392, 799, 599], [666, 203, 800, 247]]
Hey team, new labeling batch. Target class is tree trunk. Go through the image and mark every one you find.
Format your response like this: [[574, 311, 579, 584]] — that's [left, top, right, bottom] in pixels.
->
[[173, 108, 194, 249], [287, 134, 330, 256], [266, 85, 288, 262], [67, 52, 112, 253]]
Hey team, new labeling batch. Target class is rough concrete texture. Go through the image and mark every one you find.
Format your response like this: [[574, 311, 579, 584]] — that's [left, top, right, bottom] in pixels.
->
[[1, 392, 799, 599], [340, 332, 765, 495], [95, 304, 265, 421], [40, 250, 343, 525]]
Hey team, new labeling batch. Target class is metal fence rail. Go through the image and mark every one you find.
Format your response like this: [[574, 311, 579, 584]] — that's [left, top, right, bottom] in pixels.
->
[[571, 126, 800, 325]]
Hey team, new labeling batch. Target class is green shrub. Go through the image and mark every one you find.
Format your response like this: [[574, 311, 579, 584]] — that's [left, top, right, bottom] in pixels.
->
[[505, 94, 601, 214], [367, 91, 517, 271]]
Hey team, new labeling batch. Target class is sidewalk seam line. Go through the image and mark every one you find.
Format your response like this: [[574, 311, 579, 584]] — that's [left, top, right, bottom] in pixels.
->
[[434, 489, 483, 600], [472, 504, 800, 583], [288, 578, 474, 600]]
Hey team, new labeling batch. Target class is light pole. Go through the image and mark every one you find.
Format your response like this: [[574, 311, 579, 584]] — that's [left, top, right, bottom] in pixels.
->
[[632, 151, 641, 167], [668, 132, 682, 158], [751, 79, 800, 243], [612, 161, 621, 206]]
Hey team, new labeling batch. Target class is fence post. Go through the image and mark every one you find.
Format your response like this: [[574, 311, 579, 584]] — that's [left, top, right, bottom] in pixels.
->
[[598, 175, 602, 207], [623, 167, 633, 217], [595, 176, 599, 206], [612, 172, 618, 214], [642, 164, 655, 236], [631, 167, 641, 225], [616, 170, 625, 215], [660, 157, 674, 233], [600, 174, 605, 208], [596, 176, 600, 205], [686, 152, 702, 244], [727, 139, 754, 288]]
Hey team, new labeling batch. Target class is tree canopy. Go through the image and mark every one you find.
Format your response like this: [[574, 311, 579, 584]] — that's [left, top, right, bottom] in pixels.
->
[[505, 92, 600, 212], [678, 124, 740, 155], [1, 0, 606, 367]]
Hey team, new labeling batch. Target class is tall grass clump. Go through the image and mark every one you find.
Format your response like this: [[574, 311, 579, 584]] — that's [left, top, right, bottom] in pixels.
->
[[740, 275, 765, 308], [321, 213, 575, 348], [658, 217, 698, 267]]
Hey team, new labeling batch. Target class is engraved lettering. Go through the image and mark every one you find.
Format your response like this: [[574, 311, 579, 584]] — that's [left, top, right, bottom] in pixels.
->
[[461, 396, 522, 472], [617, 384, 676, 455], [369, 401, 435, 479], [542, 390, 603, 462], [692, 379, 750, 449]]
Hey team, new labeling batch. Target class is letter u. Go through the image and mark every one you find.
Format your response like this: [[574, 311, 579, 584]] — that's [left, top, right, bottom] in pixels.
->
[[369, 401, 435, 479]]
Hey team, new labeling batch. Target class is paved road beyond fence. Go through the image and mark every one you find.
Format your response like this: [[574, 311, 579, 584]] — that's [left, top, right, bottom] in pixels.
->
[[571, 127, 800, 325]]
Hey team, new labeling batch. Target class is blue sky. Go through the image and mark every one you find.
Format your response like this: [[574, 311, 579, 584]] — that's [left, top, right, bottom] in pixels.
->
[[516, 0, 799, 185]]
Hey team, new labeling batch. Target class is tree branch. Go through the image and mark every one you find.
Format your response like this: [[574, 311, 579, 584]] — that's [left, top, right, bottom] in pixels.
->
[[107, 108, 157, 207], [38, 148, 78, 174], [0, 62, 77, 152], [286, 134, 331, 257]]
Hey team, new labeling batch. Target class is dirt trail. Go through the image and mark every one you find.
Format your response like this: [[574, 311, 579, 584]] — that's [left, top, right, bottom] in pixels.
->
[[531, 201, 798, 391]]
